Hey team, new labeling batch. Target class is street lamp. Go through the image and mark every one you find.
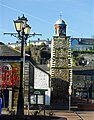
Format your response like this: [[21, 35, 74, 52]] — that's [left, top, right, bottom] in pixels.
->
[[4, 15, 42, 115], [14, 14, 31, 115]]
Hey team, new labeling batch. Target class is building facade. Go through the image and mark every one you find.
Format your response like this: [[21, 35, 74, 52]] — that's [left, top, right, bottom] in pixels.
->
[[0, 43, 51, 111]]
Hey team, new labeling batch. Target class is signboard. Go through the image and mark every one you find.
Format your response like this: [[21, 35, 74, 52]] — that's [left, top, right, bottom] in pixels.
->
[[68, 86, 72, 95], [30, 94, 44, 105], [30, 95, 36, 104], [38, 95, 44, 104]]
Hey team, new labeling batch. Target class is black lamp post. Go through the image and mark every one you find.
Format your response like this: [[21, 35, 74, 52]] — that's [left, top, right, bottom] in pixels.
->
[[14, 15, 31, 115], [3, 15, 42, 115]]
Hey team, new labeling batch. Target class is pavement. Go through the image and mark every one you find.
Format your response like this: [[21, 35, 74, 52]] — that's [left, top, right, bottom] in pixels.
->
[[53, 110, 94, 120], [1, 108, 94, 120]]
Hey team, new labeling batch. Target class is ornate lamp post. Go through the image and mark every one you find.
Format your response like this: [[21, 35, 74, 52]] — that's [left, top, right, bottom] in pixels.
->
[[14, 15, 31, 115], [4, 15, 42, 115]]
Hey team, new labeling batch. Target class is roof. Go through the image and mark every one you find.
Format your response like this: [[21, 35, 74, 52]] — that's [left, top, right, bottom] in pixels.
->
[[73, 69, 94, 76], [71, 38, 94, 45], [38, 64, 50, 72], [55, 19, 66, 25], [0, 42, 5, 45]]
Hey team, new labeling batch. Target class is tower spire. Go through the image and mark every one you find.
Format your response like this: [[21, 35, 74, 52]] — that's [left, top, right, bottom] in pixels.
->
[[60, 11, 62, 19], [55, 12, 66, 36]]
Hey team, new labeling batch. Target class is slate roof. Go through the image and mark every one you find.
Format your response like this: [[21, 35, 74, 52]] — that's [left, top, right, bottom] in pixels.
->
[[71, 38, 94, 45]]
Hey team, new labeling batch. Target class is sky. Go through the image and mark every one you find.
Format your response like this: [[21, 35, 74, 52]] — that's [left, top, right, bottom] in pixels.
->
[[0, 0, 94, 44]]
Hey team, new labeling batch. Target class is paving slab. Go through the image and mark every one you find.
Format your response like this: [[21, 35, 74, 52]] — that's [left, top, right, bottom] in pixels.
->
[[75, 111, 94, 120], [54, 110, 94, 120], [54, 111, 80, 120]]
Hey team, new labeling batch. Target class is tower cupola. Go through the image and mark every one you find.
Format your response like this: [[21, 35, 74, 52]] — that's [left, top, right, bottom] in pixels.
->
[[54, 18, 66, 37]]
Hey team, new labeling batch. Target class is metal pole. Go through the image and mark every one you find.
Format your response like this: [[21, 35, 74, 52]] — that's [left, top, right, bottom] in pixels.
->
[[17, 30, 24, 115], [68, 85, 72, 112], [69, 95, 71, 111]]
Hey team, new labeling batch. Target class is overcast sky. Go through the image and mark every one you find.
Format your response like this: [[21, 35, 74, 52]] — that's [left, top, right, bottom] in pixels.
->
[[0, 0, 94, 44]]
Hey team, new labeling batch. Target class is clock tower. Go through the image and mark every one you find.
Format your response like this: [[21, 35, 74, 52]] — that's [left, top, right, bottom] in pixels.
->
[[50, 18, 72, 104]]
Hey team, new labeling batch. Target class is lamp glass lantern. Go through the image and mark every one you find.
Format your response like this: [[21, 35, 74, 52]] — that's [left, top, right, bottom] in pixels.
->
[[14, 19, 23, 32], [20, 14, 28, 28], [14, 15, 28, 33], [24, 24, 31, 35]]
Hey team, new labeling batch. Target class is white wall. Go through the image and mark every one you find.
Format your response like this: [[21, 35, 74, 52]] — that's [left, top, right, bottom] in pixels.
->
[[34, 67, 49, 89], [34, 67, 51, 105]]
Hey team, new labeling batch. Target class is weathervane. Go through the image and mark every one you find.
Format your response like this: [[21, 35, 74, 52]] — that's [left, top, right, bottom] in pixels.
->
[[60, 11, 62, 19]]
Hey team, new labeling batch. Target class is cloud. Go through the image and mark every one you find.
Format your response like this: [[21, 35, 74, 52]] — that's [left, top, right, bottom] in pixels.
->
[[0, 2, 53, 25]]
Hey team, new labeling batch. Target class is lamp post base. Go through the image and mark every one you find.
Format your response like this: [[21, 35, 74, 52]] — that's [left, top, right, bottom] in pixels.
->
[[17, 87, 24, 115]]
